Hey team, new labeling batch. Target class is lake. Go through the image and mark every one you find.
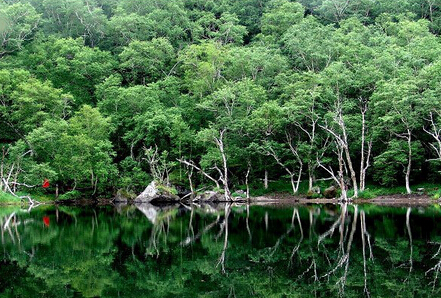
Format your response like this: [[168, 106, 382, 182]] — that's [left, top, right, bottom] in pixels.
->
[[1, 202, 441, 297]]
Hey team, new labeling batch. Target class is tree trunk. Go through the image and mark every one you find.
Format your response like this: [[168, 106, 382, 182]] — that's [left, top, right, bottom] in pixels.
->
[[178, 159, 221, 190], [340, 111, 358, 198], [360, 106, 366, 191], [344, 147, 358, 198], [245, 163, 250, 199], [405, 130, 412, 195], [290, 175, 296, 195], [264, 169, 268, 190], [360, 140, 372, 192], [338, 149, 347, 201], [0, 147, 5, 191], [215, 129, 231, 200], [188, 168, 194, 194], [308, 173, 313, 191]]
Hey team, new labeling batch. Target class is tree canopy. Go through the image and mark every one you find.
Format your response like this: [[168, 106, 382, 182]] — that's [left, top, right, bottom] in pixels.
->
[[1, 0, 441, 197]]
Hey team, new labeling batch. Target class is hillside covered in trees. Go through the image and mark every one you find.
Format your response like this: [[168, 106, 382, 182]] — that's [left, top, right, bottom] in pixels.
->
[[1, 0, 441, 199]]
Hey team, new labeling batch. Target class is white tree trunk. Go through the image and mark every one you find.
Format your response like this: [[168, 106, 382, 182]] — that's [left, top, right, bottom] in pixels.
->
[[405, 130, 412, 195], [344, 146, 358, 198], [423, 111, 441, 163], [245, 163, 250, 199], [360, 102, 367, 191], [338, 149, 347, 201], [178, 159, 220, 190], [264, 169, 268, 190], [215, 129, 231, 200]]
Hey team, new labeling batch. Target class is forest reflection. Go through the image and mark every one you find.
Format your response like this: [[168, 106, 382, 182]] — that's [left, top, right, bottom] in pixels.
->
[[1, 203, 441, 297]]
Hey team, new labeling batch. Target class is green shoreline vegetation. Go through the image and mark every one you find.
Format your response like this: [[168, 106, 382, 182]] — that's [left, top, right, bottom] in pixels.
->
[[1, 181, 440, 205], [1, 0, 441, 202]]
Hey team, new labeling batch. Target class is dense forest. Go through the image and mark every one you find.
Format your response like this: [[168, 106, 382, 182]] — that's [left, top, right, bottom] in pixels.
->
[[1, 0, 441, 200]]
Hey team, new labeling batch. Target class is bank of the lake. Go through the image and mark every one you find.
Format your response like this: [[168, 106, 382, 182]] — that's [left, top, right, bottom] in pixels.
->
[[1, 182, 440, 206], [0, 184, 441, 206]]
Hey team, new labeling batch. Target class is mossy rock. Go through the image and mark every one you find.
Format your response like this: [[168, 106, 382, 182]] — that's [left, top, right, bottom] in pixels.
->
[[323, 186, 337, 199], [135, 181, 180, 203], [114, 189, 137, 202]]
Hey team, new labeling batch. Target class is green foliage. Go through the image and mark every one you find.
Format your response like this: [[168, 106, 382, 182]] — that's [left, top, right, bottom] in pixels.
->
[[261, 0, 304, 38], [179, 41, 230, 97], [357, 189, 377, 199], [119, 38, 175, 84], [0, 190, 21, 204], [16, 36, 116, 106], [0, 2, 40, 56], [1, 0, 441, 199], [156, 184, 178, 196], [58, 190, 82, 201]]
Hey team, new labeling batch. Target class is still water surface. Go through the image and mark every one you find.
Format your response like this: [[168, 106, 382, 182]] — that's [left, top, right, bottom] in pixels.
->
[[1, 203, 441, 297]]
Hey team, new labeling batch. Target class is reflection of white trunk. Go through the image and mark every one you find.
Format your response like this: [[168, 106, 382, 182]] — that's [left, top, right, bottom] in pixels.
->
[[180, 214, 221, 247], [189, 205, 195, 239], [290, 208, 304, 260], [217, 204, 231, 273], [338, 205, 358, 295], [425, 242, 441, 291], [265, 212, 269, 231], [406, 207, 413, 274], [360, 210, 372, 297], [321, 205, 358, 297], [318, 204, 345, 246], [246, 204, 252, 241], [270, 208, 300, 259]]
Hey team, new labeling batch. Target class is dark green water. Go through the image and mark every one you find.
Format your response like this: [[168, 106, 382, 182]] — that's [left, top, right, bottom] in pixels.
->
[[1, 203, 441, 297]]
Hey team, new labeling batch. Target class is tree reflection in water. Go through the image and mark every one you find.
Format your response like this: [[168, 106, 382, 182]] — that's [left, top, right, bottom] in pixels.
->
[[1, 203, 441, 297]]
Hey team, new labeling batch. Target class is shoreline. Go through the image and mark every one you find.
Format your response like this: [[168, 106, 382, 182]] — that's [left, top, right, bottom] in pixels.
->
[[249, 193, 440, 207], [1, 192, 439, 208]]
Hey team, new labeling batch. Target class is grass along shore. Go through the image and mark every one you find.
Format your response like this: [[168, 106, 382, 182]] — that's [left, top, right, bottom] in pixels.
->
[[1, 181, 440, 205]]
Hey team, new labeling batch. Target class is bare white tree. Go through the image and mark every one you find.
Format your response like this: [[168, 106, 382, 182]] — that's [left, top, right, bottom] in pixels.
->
[[288, 95, 328, 191], [320, 97, 358, 198], [359, 97, 373, 192], [214, 129, 231, 199], [261, 137, 303, 194], [0, 147, 39, 205], [179, 128, 232, 200], [143, 145, 175, 186], [424, 111, 441, 163], [317, 142, 348, 200]]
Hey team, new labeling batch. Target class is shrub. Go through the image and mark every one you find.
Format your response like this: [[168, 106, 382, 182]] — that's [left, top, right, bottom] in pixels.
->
[[58, 190, 82, 200]]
